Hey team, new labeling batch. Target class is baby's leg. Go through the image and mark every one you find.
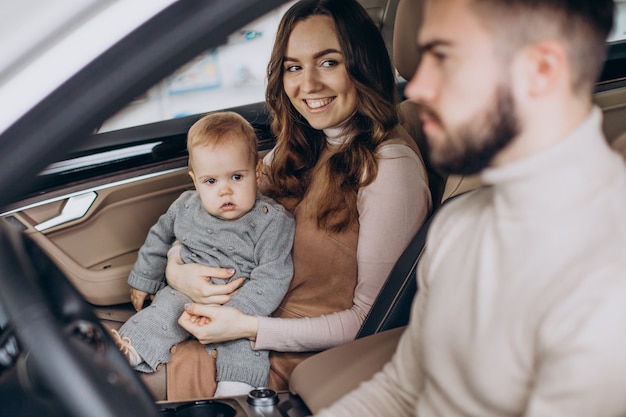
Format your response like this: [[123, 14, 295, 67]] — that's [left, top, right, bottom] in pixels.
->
[[210, 338, 270, 395], [109, 328, 142, 366], [116, 286, 191, 372], [214, 381, 254, 397]]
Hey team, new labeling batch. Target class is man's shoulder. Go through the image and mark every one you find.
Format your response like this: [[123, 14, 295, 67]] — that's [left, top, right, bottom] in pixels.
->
[[426, 187, 492, 242]]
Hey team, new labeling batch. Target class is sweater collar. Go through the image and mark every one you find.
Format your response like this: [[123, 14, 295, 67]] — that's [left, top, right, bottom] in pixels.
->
[[324, 126, 347, 146], [479, 107, 619, 218], [323, 117, 353, 147]]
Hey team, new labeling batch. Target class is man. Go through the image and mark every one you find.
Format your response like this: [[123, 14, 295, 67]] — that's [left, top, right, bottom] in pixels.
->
[[315, 0, 626, 416]]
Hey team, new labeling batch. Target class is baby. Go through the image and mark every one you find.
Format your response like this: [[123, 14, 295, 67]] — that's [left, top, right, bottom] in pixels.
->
[[111, 111, 295, 396]]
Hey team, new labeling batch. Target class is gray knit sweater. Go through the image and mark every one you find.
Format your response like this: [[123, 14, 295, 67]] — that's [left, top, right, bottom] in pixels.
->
[[128, 190, 295, 316], [121, 190, 295, 386]]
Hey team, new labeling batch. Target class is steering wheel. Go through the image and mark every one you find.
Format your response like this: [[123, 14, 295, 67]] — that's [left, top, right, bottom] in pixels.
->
[[0, 221, 160, 417]]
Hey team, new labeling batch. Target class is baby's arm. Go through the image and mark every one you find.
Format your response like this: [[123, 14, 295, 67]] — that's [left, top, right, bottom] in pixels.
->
[[128, 193, 188, 294]]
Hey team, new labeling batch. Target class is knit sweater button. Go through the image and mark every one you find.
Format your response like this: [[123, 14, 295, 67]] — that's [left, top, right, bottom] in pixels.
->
[[262, 206, 268, 213], [210, 349, 218, 359]]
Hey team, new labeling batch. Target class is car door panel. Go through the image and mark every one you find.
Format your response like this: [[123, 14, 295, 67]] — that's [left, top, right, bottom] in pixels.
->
[[4, 168, 193, 305]]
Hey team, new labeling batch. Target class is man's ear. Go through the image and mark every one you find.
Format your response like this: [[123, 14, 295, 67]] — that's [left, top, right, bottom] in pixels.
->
[[518, 40, 566, 98], [255, 160, 264, 187]]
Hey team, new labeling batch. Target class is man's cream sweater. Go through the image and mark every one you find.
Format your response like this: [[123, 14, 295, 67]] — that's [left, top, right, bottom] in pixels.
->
[[317, 108, 626, 417]]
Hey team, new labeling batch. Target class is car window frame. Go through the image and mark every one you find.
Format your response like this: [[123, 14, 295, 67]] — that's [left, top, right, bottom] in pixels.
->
[[0, 0, 289, 211]]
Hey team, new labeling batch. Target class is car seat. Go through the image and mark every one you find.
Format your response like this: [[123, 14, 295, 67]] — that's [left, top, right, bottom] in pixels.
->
[[355, 0, 436, 339], [611, 131, 626, 158], [393, 0, 446, 209], [394, 0, 483, 206], [355, 0, 484, 338]]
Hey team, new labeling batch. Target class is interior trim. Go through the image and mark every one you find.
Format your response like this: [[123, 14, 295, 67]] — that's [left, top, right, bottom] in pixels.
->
[[1, 168, 183, 217], [35, 191, 98, 231]]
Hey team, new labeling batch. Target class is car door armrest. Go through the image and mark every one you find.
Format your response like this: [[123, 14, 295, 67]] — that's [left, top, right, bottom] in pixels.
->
[[289, 326, 405, 414]]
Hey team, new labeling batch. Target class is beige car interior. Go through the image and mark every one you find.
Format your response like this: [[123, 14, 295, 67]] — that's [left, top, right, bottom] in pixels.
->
[[2, 0, 626, 409]]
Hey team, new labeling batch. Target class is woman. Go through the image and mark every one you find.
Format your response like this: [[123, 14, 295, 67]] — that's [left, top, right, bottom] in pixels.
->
[[166, 0, 431, 395]]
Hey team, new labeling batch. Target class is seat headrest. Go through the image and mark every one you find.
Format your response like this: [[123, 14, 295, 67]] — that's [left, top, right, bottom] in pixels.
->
[[393, 0, 425, 81]]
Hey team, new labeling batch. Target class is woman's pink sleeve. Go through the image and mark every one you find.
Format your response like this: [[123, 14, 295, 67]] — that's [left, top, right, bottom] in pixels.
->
[[254, 144, 431, 351]]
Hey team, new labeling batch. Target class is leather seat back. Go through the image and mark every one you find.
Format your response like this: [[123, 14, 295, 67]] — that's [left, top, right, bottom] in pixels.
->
[[357, 0, 432, 338], [394, 0, 483, 205], [393, 0, 447, 208]]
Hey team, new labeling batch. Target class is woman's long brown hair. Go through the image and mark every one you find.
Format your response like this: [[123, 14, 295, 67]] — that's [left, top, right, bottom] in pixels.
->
[[265, 0, 398, 233]]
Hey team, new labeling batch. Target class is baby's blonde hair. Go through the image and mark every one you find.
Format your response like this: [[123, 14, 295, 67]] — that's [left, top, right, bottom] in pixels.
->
[[187, 111, 258, 169]]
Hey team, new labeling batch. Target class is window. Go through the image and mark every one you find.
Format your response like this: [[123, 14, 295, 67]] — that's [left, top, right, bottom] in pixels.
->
[[610, 0, 626, 42], [99, 1, 296, 133]]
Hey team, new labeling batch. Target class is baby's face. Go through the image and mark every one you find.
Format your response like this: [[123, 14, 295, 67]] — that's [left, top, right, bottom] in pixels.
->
[[189, 140, 260, 220]]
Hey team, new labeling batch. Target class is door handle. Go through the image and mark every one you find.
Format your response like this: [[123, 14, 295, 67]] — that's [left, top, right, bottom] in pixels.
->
[[35, 191, 97, 231]]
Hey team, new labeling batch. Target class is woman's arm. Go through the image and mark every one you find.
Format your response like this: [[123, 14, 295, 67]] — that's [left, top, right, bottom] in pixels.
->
[[178, 303, 259, 343], [178, 144, 430, 349], [165, 243, 245, 305], [254, 144, 431, 351]]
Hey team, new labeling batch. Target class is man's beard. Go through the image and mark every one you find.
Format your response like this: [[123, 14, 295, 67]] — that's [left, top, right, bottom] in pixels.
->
[[422, 85, 520, 176]]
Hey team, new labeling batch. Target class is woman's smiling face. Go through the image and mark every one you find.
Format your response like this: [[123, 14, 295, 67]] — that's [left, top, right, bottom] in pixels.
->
[[282, 15, 358, 131]]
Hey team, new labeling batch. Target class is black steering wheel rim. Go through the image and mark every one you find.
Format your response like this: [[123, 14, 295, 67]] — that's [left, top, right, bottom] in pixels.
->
[[0, 221, 160, 417]]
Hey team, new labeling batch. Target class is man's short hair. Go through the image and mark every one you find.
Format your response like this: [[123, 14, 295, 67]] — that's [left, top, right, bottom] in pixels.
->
[[470, 0, 614, 94]]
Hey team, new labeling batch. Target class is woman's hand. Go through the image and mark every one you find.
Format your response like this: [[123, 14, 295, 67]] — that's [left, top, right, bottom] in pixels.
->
[[165, 246, 245, 305], [178, 303, 259, 344]]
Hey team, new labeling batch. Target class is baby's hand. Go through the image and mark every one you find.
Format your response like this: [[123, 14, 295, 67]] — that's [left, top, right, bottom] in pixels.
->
[[195, 316, 210, 326], [130, 288, 149, 311], [181, 310, 210, 326]]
